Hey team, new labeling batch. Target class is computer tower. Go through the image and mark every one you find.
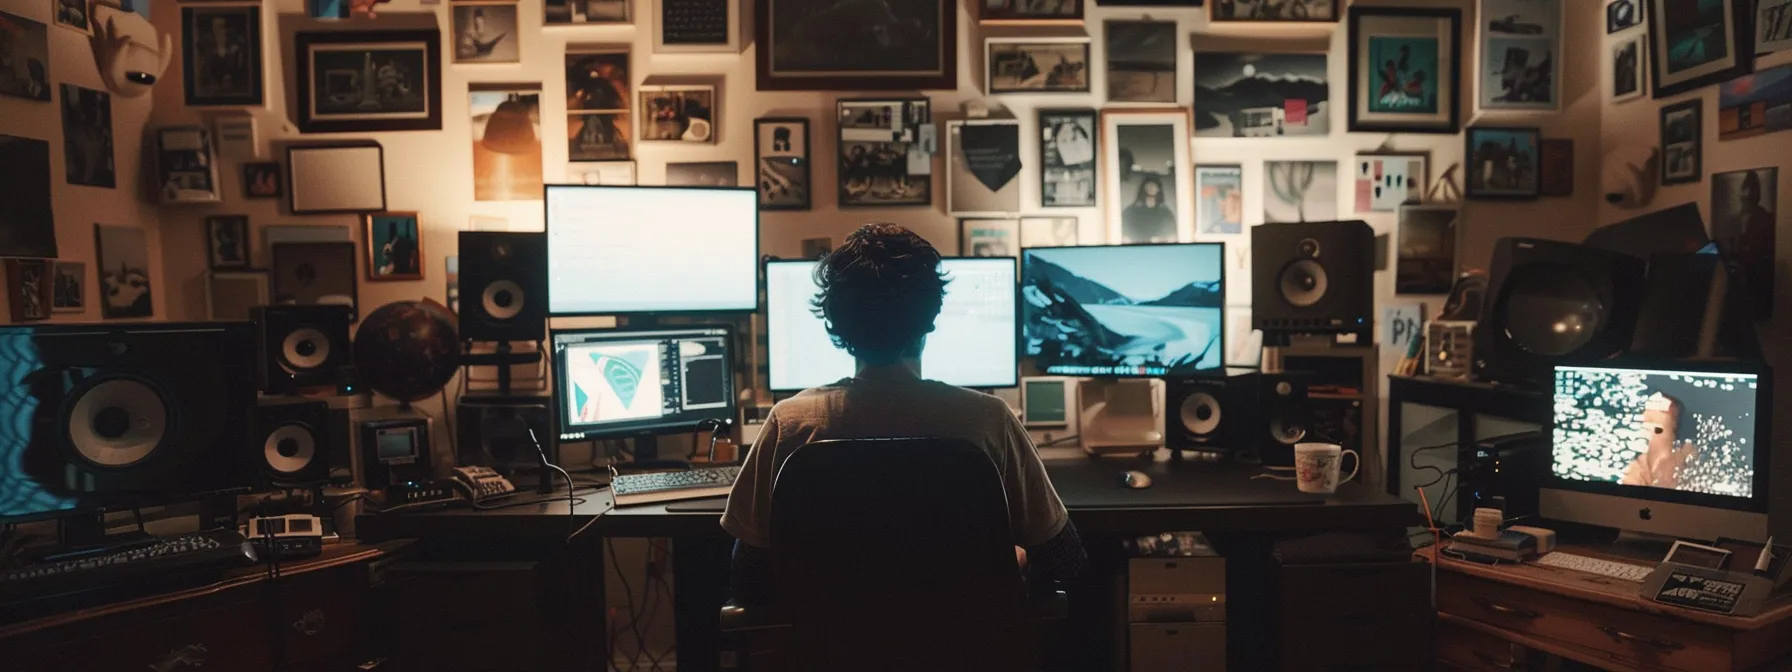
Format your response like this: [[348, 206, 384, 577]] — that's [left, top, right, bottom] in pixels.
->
[[1251, 221, 1375, 338], [1128, 548, 1226, 671], [251, 304, 353, 394], [1473, 238, 1647, 388], [458, 231, 548, 342], [254, 396, 332, 487]]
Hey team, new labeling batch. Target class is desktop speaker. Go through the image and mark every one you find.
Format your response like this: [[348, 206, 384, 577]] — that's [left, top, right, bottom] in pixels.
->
[[1165, 371, 1258, 456], [252, 305, 352, 394], [1473, 238, 1646, 388], [1255, 373, 1311, 467], [1251, 221, 1375, 337], [455, 395, 554, 474], [254, 396, 332, 487], [458, 231, 548, 342]]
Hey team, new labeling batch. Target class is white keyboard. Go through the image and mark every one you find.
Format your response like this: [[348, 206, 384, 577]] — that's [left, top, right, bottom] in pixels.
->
[[1534, 552, 1656, 582]]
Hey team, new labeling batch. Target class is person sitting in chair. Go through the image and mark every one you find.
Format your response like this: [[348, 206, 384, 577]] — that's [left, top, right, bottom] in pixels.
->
[[722, 223, 1086, 604]]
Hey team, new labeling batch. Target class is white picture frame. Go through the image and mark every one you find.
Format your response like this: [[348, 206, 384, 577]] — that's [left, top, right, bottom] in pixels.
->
[[946, 119, 1023, 218], [1611, 34, 1646, 103], [1476, 0, 1564, 113], [1100, 109, 1194, 245], [651, 0, 740, 54]]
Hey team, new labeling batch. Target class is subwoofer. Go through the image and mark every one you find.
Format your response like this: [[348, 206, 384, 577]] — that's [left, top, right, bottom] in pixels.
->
[[459, 231, 548, 342], [1165, 371, 1258, 456], [255, 397, 332, 487], [251, 305, 352, 394], [1473, 238, 1647, 389], [1252, 221, 1375, 337], [455, 395, 554, 474]]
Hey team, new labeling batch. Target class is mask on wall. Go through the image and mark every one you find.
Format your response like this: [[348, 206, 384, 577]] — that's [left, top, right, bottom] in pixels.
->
[[88, 7, 172, 98], [1601, 145, 1659, 210]]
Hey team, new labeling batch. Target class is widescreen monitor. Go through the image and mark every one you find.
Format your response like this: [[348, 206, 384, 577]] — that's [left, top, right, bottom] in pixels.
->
[[1021, 244, 1224, 377], [550, 326, 737, 443], [765, 258, 1019, 391], [544, 185, 759, 316]]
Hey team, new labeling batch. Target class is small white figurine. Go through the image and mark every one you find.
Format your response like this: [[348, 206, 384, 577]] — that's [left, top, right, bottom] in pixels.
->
[[89, 6, 172, 99]]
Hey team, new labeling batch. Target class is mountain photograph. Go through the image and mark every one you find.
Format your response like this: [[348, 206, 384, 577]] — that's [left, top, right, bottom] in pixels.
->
[[1194, 52, 1330, 138], [1022, 246, 1225, 376]]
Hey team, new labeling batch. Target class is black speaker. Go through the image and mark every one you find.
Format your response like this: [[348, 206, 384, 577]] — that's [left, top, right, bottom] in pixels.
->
[[1251, 221, 1375, 337], [1473, 238, 1647, 388], [1255, 372, 1311, 467], [456, 395, 554, 474], [1165, 371, 1258, 455], [251, 305, 352, 393], [459, 231, 548, 342], [254, 396, 331, 487]]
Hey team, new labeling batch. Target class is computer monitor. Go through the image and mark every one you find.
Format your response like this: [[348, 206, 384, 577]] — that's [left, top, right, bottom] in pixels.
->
[[550, 326, 737, 450], [765, 258, 1020, 391], [1021, 243, 1225, 377], [1545, 361, 1771, 541], [544, 185, 760, 316]]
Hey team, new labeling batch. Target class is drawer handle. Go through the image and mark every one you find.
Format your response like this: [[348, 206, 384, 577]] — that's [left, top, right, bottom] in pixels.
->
[[1470, 597, 1540, 620], [1472, 650, 1519, 670], [1598, 626, 1685, 652], [149, 643, 208, 671], [294, 608, 328, 637]]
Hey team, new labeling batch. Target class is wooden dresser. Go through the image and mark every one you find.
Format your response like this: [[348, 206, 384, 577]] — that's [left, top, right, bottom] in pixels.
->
[[1424, 546, 1792, 671]]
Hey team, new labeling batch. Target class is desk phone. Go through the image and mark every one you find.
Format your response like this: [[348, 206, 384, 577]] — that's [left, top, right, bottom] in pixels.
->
[[452, 466, 518, 504]]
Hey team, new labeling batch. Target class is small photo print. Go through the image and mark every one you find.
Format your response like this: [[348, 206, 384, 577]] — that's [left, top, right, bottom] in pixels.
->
[[205, 215, 252, 270], [756, 118, 810, 210], [95, 223, 153, 319], [52, 260, 85, 313], [567, 161, 636, 185], [243, 161, 282, 198], [61, 84, 114, 188], [1353, 154, 1426, 213], [1039, 110, 1096, 207], [640, 87, 715, 143], [453, 3, 520, 64], [1396, 206, 1458, 295], [546, 0, 628, 25], [5, 259, 51, 322], [1263, 161, 1339, 223], [1105, 20, 1177, 103], [987, 40, 1090, 93], [665, 161, 738, 187], [365, 212, 424, 281], [1195, 165, 1244, 235]]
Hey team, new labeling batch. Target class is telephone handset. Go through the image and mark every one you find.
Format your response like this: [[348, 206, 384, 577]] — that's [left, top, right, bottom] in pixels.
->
[[451, 466, 517, 504]]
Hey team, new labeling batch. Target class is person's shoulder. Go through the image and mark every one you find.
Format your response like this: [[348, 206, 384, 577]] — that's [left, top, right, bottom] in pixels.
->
[[917, 381, 1016, 416], [767, 385, 845, 425]]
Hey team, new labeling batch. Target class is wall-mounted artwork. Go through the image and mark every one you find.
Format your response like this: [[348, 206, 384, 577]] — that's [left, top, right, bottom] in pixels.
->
[[0, 135, 57, 259], [986, 38, 1090, 94], [1762, 0, 1792, 54], [1019, 217, 1080, 248], [1038, 109, 1096, 208], [757, 0, 955, 91], [1193, 52, 1329, 138], [243, 161, 281, 198], [665, 161, 738, 186], [295, 30, 442, 133], [364, 211, 423, 281], [1718, 63, 1792, 140], [1101, 109, 1192, 244], [470, 83, 543, 201], [653, 0, 739, 53], [1649, 0, 1753, 99], [566, 47, 631, 161], [1612, 35, 1645, 103], [755, 117, 810, 210], [444, 256, 458, 313], [1464, 126, 1541, 200], [1346, 7, 1461, 134], [60, 84, 114, 188], [453, 3, 520, 64], [94, 223, 152, 319], [52, 261, 84, 313], [980, 0, 1081, 23], [837, 98, 931, 207], [205, 270, 268, 321], [1478, 0, 1562, 112], [1607, 0, 1644, 33], [1395, 205, 1458, 295], [271, 241, 358, 320], [288, 142, 386, 214], [1264, 161, 1339, 223], [546, 0, 628, 25], [1352, 153, 1426, 213], [1194, 165, 1243, 236], [155, 126, 220, 204], [959, 218, 1020, 257], [205, 215, 251, 271], [1660, 99, 1702, 184], [639, 84, 715, 143], [947, 119, 1023, 217], [0, 11, 50, 101], [181, 5, 261, 107], [1104, 20, 1177, 103], [1711, 167, 1777, 318], [52, 0, 89, 34], [5, 259, 51, 322], [567, 161, 636, 185], [1211, 0, 1338, 23]]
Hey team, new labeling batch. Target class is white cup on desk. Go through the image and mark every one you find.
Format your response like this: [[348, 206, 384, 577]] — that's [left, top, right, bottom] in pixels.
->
[[1294, 442, 1359, 495]]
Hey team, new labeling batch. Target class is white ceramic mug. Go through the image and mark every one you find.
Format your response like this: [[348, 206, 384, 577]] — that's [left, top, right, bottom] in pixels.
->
[[1294, 442, 1359, 494]]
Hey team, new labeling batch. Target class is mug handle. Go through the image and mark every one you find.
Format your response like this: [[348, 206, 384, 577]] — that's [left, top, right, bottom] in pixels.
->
[[1339, 449, 1361, 484]]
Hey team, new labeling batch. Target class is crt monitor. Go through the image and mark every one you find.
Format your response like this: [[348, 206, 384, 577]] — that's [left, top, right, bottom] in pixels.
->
[[765, 257, 1019, 391], [551, 326, 737, 444], [1021, 243, 1225, 377], [544, 185, 760, 316], [1546, 361, 1771, 541]]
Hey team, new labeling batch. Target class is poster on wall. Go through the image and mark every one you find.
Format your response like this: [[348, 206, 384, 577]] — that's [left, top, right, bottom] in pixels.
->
[[1612, 34, 1645, 103], [566, 47, 631, 161], [364, 212, 424, 281], [60, 84, 114, 188], [1711, 167, 1777, 319], [1194, 165, 1243, 236], [1717, 63, 1792, 141], [94, 223, 152, 319], [980, 0, 1082, 22], [1038, 109, 1096, 208], [639, 84, 716, 144], [1102, 109, 1193, 244], [1353, 153, 1426, 213], [469, 83, 543, 201], [755, 118, 810, 210], [1346, 7, 1462, 134], [0, 135, 57, 259], [1212, 0, 1337, 22], [947, 120, 1022, 217], [453, 3, 521, 65], [1396, 206, 1458, 295], [1478, 0, 1562, 112], [757, 0, 955, 91], [1648, 0, 1753, 99], [5, 259, 51, 322], [837, 98, 931, 207], [0, 10, 50, 101], [1104, 20, 1177, 103], [1264, 161, 1339, 223], [1193, 52, 1329, 138]]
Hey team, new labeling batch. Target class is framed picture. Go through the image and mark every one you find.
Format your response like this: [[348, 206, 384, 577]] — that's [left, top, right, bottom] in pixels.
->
[[205, 215, 252, 271], [1539, 138, 1574, 197], [452, 3, 521, 65], [1101, 108, 1193, 244], [980, 0, 1082, 23], [242, 161, 281, 198], [364, 212, 423, 281], [1352, 153, 1428, 213], [665, 161, 738, 186], [755, 117, 810, 210], [445, 256, 458, 313], [5, 259, 51, 322], [1718, 63, 1792, 140], [757, 0, 955, 91], [1649, 0, 1754, 99], [986, 38, 1090, 94], [0, 135, 58, 259], [1038, 109, 1096, 208], [1763, 0, 1792, 54], [1464, 126, 1541, 200], [155, 126, 220, 204], [959, 218, 1021, 257], [263, 224, 351, 263], [181, 5, 262, 107], [1105, 20, 1177, 103], [947, 119, 1023, 217], [470, 83, 543, 201], [468, 215, 509, 231], [288, 143, 386, 214], [1612, 34, 1646, 103], [639, 84, 716, 144], [1660, 99, 1703, 185], [0, 11, 51, 102], [1193, 52, 1329, 138], [1607, 0, 1644, 33], [1396, 205, 1459, 295], [294, 30, 442, 133], [1020, 216, 1081, 248], [51, 0, 90, 35], [837, 98, 931, 208], [1346, 7, 1462, 134], [94, 223, 153, 319], [51, 261, 84, 313], [1211, 0, 1338, 23], [205, 270, 269, 321], [1264, 161, 1340, 222], [1194, 165, 1243, 236], [653, 0, 740, 53], [271, 241, 358, 320], [567, 161, 637, 185], [566, 47, 632, 161], [1478, 0, 1562, 112], [1711, 167, 1777, 319], [546, 0, 628, 25], [60, 84, 114, 188]]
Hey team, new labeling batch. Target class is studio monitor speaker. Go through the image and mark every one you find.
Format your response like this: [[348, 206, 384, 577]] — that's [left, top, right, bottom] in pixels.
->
[[455, 395, 554, 474], [1251, 221, 1375, 337], [1256, 372, 1310, 467], [255, 396, 331, 487], [1473, 238, 1647, 388], [252, 305, 352, 394], [458, 231, 548, 342], [1165, 371, 1258, 456]]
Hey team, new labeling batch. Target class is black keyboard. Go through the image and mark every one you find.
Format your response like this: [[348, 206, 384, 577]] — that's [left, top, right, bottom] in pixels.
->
[[611, 466, 740, 506], [1, 530, 259, 602]]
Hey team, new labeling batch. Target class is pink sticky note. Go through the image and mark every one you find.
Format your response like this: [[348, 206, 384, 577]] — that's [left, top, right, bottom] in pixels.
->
[[1284, 99, 1307, 126], [1355, 179, 1373, 213]]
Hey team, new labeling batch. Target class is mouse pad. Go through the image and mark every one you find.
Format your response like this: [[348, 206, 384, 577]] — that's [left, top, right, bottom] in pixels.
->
[[1044, 460, 1323, 508], [665, 497, 728, 512]]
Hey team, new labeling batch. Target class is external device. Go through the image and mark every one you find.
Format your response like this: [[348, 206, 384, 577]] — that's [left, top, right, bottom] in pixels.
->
[[458, 231, 548, 342], [1544, 361, 1771, 541], [544, 185, 759, 316], [1475, 238, 1647, 389], [358, 416, 434, 493], [1022, 243, 1225, 377], [765, 258, 1019, 391], [1250, 220, 1374, 340], [1021, 377, 1074, 429], [549, 326, 737, 461]]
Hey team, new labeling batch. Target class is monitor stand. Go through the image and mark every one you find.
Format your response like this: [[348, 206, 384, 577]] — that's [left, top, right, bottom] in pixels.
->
[[1076, 379, 1164, 457], [626, 434, 693, 471]]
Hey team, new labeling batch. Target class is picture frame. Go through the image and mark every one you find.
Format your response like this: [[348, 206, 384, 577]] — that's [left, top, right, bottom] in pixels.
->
[[469, 83, 543, 201], [205, 270, 269, 321], [452, 3, 522, 65], [0, 10, 51, 102], [60, 84, 114, 189], [665, 161, 739, 186], [51, 261, 84, 313], [546, 0, 629, 26], [1351, 152, 1428, 213], [1649, 0, 1754, 99], [1019, 216, 1081, 248], [652, 0, 740, 54], [755, 117, 811, 211], [986, 37, 1091, 94], [0, 135, 57, 259], [1210, 0, 1339, 23], [1038, 109, 1097, 208], [1710, 167, 1778, 319], [1539, 138, 1574, 197], [1104, 20, 1178, 104], [1718, 63, 1792, 140], [757, 0, 956, 91], [958, 218, 1021, 257], [271, 240, 358, 321], [5, 258, 52, 322], [947, 119, 1023, 217], [980, 0, 1082, 24], [363, 211, 424, 281], [1395, 205, 1459, 295], [1100, 108, 1194, 244], [51, 0, 90, 35], [287, 142, 386, 214], [1194, 165, 1244, 237], [294, 30, 442, 133], [94, 223, 153, 319], [1477, 0, 1563, 112], [566, 160, 637, 185], [242, 161, 282, 199], [1264, 161, 1341, 223], [836, 97, 932, 208], [638, 84, 716, 144], [181, 4, 262, 107], [1346, 6, 1462, 134], [155, 126, 220, 204], [566, 46, 632, 161], [1607, 0, 1644, 34], [1464, 126, 1542, 200], [1762, 0, 1792, 54], [1660, 99, 1703, 185], [262, 224, 351, 264], [1193, 51, 1330, 138], [1612, 34, 1646, 103], [205, 214, 252, 271]]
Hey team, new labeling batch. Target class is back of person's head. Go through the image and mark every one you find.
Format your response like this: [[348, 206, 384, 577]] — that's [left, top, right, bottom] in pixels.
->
[[811, 223, 949, 364]]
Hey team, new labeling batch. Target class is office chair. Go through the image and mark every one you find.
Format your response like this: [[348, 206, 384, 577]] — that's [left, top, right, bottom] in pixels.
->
[[720, 437, 1065, 672]]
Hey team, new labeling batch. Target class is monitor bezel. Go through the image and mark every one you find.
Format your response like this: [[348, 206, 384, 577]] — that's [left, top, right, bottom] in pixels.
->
[[542, 184, 762, 318], [548, 323, 739, 444], [1019, 242, 1228, 379]]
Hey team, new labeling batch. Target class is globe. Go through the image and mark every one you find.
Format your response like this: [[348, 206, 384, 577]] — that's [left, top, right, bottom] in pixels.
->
[[353, 300, 461, 404]]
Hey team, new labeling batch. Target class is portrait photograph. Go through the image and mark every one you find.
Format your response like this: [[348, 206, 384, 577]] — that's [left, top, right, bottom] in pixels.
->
[[60, 84, 113, 188], [1353, 153, 1427, 213], [759, 0, 954, 91], [1464, 126, 1541, 199], [1396, 205, 1459, 295], [837, 98, 931, 207], [243, 161, 282, 198], [1649, 0, 1753, 98], [182, 5, 261, 107], [1193, 52, 1329, 138], [453, 3, 520, 64], [1019, 216, 1080, 248], [665, 161, 738, 187], [1195, 165, 1244, 236], [1038, 109, 1096, 208], [1211, 0, 1337, 22], [980, 0, 1081, 22], [0, 134, 58, 259], [296, 30, 442, 133], [1264, 161, 1339, 223], [1717, 63, 1792, 141], [546, 0, 629, 26], [959, 218, 1020, 257], [1660, 99, 1702, 185], [1607, 0, 1643, 33], [1105, 20, 1177, 103], [947, 120, 1023, 217], [566, 48, 631, 161], [52, 260, 84, 313], [364, 211, 423, 281], [639, 86, 715, 143], [1479, 0, 1561, 112], [755, 117, 810, 210], [94, 223, 152, 319], [1347, 7, 1462, 134], [205, 215, 252, 271], [1612, 35, 1644, 102], [5, 259, 51, 322], [1711, 167, 1778, 318], [52, 0, 88, 34], [1763, 0, 1792, 54], [469, 84, 543, 201], [0, 10, 50, 102], [1102, 109, 1193, 244], [986, 39, 1089, 94]]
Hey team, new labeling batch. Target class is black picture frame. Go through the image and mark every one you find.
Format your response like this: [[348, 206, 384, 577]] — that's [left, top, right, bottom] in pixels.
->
[[1648, 0, 1755, 99], [242, 161, 282, 199], [836, 97, 932, 208], [181, 5, 263, 107], [286, 142, 388, 215], [1660, 98, 1704, 185], [204, 215, 252, 271], [294, 29, 442, 133], [986, 39, 1092, 94], [757, 0, 956, 91], [1606, 0, 1644, 34], [1345, 6, 1463, 135], [754, 117, 811, 211], [1211, 0, 1339, 23], [1037, 108, 1097, 208], [979, 0, 1082, 23], [1463, 126, 1542, 201]]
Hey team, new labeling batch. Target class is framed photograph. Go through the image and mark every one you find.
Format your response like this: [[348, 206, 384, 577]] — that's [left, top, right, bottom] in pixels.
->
[[1718, 63, 1792, 141], [1194, 165, 1243, 237], [639, 85, 716, 144], [242, 161, 281, 198], [1346, 7, 1462, 134], [445, 256, 458, 313], [959, 218, 1021, 257], [1352, 152, 1427, 213], [271, 241, 358, 320], [1396, 205, 1459, 295], [1660, 100, 1702, 185], [155, 126, 220, 204], [470, 83, 543, 201], [263, 224, 351, 263], [60, 84, 114, 188], [1101, 108, 1193, 244], [5, 259, 51, 322], [1612, 34, 1646, 103], [665, 161, 738, 186], [181, 5, 261, 107], [1464, 126, 1541, 200], [1211, 0, 1338, 23], [1038, 109, 1096, 208], [94, 223, 152, 319], [1711, 167, 1777, 318], [1020, 216, 1081, 248], [567, 161, 637, 185], [1649, 0, 1754, 99], [206, 271, 269, 321], [0, 11, 50, 102], [288, 143, 385, 214], [51, 261, 84, 313], [294, 30, 442, 133], [1763, 0, 1792, 54], [1105, 20, 1177, 103], [1478, 0, 1562, 112], [566, 47, 632, 161], [453, 3, 520, 65], [757, 0, 955, 91], [1193, 52, 1329, 138], [205, 215, 251, 270], [755, 117, 811, 210], [546, 0, 628, 25], [0, 135, 58, 259], [653, 0, 740, 53], [986, 38, 1090, 94], [837, 98, 931, 208], [1607, 0, 1644, 33], [364, 212, 423, 281], [947, 119, 1023, 217], [980, 0, 1082, 23], [1539, 138, 1574, 197], [1264, 161, 1340, 222], [51, 0, 89, 34]]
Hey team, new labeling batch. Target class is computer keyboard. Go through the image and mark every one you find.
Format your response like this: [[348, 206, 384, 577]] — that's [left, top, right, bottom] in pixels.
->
[[611, 466, 741, 506], [1534, 551, 1656, 582], [1, 529, 259, 601]]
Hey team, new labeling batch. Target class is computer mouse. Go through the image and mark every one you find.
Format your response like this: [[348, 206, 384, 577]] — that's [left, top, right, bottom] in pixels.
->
[[1120, 470, 1153, 489]]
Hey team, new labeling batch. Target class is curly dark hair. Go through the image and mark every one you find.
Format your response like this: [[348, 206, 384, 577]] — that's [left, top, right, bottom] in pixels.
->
[[810, 223, 950, 364]]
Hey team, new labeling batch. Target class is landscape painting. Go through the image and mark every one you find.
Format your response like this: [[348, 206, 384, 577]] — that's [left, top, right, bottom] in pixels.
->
[[1718, 63, 1792, 141], [1193, 53, 1329, 138]]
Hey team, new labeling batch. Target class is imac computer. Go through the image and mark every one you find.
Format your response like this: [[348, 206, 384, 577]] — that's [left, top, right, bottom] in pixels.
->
[[550, 326, 737, 461], [1545, 361, 1772, 541], [1021, 243, 1225, 377], [543, 185, 760, 316], [764, 257, 1019, 391]]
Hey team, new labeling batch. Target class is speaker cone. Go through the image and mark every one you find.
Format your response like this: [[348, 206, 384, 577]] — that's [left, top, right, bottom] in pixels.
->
[[67, 378, 169, 467], [264, 423, 318, 475], [1279, 260, 1329, 308], [1267, 407, 1308, 446], [1178, 392, 1222, 436], [281, 326, 332, 373], [483, 280, 525, 321]]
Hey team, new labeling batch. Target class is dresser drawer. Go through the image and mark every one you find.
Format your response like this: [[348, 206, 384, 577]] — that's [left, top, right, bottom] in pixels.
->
[[1438, 571, 1731, 671], [280, 581, 366, 668], [1436, 617, 1531, 671]]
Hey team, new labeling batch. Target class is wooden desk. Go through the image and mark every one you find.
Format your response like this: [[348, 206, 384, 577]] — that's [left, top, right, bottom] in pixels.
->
[[1424, 545, 1792, 671]]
